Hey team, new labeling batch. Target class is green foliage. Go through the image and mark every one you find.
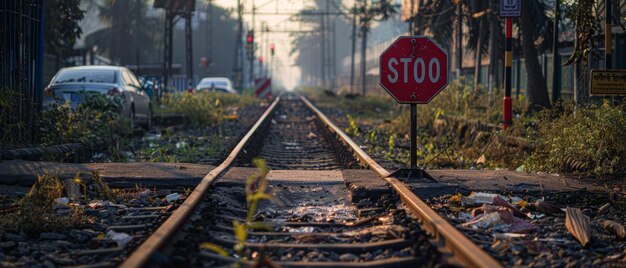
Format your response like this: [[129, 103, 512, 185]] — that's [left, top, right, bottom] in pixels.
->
[[0, 88, 28, 148], [39, 94, 132, 160], [200, 158, 272, 264], [1, 90, 132, 155], [0, 174, 84, 234], [345, 114, 360, 136], [159, 92, 225, 127], [44, 0, 85, 58], [525, 102, 626, 176]]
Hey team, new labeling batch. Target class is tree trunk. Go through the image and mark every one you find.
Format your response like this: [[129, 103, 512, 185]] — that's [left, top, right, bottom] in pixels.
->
[[473, 19, 484, 93], [520, 0, 551, 111]]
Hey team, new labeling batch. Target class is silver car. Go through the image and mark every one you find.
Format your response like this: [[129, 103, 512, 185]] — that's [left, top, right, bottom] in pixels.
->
[[43, 66, 151, 129], [195, 77, 238, 94]]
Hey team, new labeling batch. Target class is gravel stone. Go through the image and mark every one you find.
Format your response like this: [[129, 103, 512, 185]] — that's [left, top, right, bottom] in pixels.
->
[[0, 241, 16, 250], [45, 254, 75, 266], [4, 233, 26, 242], [339, 253, 358, 262], [39, 233, 66, 240]]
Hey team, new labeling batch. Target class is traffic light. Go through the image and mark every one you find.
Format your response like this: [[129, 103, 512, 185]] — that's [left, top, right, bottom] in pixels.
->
[[246, 30, 254, 58], [259, 56, 264, 63], [270, 43, 275, 56]]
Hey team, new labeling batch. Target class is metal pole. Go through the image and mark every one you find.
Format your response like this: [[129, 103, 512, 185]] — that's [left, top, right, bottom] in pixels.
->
[[503, 18, 513, 130], [233, 0, 243, 91], [250, 2, 255, 85], [552, 0, 561, 101], [360, 0, 367, 96], [456, 1, 462, 78], [185, 14, 193, 89], [410, 104, 417, 169], [605, 0, 612, 69], [350, 2, 356, 93], [321, 1, 326, 87]]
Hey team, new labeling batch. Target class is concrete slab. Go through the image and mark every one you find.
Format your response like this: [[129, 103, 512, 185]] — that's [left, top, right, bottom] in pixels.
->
[[0, 160, 215, 188], [427, 169, 606, 193], [266, 170, 344, 185], [341, 169, 390, 204]]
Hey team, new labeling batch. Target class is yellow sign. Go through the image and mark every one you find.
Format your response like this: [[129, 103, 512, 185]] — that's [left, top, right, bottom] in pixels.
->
[[590, 69, 626, 96]]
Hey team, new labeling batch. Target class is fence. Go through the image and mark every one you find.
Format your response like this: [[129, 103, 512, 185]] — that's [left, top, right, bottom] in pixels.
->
[[0, 0, 44, 145]]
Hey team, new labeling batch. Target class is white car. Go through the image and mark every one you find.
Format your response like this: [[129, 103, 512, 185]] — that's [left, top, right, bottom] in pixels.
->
[[43, 66, 152, 129], [195, 77, 237, 94]]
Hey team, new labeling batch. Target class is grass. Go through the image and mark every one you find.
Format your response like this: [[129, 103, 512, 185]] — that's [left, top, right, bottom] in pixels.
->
[[0, 174, 84, 234], [200, 158, 273, 266], [157, 92, 261, 128], [525, 101, 626, 176], [0, 171, 130, 235], [303, 80, 626, 177]]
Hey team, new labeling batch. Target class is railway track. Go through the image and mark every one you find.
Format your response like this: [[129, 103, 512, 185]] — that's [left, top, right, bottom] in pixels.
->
[[121, 93, 501, 267]]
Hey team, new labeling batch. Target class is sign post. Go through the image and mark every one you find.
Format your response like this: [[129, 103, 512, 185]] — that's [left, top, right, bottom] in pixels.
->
[[379, 36, 449, 175], [499, 0, 520, 130], [590, 70, 626, 95]]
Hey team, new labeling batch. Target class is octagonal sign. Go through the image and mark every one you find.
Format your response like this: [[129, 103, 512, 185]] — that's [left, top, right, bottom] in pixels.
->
[[379, 36, 449, 104]]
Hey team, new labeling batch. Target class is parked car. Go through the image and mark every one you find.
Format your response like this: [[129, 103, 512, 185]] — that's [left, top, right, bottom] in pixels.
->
[[43, 66, 151, 129], [195, 77, 237, 94]]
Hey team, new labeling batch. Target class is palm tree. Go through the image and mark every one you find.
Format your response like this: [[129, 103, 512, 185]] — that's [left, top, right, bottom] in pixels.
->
[[86, 0, 162, 65]]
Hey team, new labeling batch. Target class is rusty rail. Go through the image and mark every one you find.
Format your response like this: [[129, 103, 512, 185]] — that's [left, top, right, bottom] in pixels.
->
[[121, 97, 281, 268], [122, 94, 500, 268], [301, 96, 502, 268]]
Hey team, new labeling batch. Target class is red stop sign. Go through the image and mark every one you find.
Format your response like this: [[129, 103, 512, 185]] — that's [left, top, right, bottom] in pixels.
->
[[379, 36, 449, 104]]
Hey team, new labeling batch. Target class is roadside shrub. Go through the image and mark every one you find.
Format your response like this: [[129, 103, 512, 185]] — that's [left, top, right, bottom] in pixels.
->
[[39, 94, 132, 160], [525, 102, 626, 176], [160, 92, 225, 127], [0, 88, 26, 149], [0, 174, 85, 234], [159, 91, 261, 128]]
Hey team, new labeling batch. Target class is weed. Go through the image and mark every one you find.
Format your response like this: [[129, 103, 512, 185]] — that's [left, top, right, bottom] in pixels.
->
[[525, 102, 626, 176], [200, 158, 273, 266], [345, 114, 360, 136], [0, 174, 85, 234]]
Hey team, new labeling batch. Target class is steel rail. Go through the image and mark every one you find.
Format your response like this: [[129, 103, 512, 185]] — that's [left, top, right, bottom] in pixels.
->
[[300, 96, 502, 268], [121, 97, 281, 268]]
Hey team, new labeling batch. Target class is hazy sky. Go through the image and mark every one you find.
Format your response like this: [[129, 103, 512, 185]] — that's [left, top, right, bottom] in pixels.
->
[[212, 0, 343, 89]]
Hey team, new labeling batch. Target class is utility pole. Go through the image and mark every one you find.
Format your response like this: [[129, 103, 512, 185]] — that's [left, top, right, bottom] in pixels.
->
[[206, 0, 214, 77], [250, 1, 255, 85], [350, 2, 357, 93], [456, 1, 462, 78], [361, 0, 367, 96], [185, 13, 193, 89], [233, 0, 243, 91], [551, 0, 561, 101], [331, 9, 337, 90], [320, 0, 326, 87]]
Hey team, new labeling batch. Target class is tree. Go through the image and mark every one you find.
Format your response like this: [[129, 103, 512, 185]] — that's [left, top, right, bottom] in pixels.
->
[[44, 0, 85, 59], [89, 0, 161, 65], [520, 0, 552, 111], [355, 0, 397, 95], [418, 0, 553, 111]]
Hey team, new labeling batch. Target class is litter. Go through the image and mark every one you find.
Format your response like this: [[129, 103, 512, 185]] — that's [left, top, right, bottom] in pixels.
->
[[493, 233, 528, 240], [88, 200, 127, 209], [166, 193, 181, 203], [462, 192, 501, 206], [106, 230, 133, 248], [532, 201, 562, 215], [565, 207, 591, 247], [464, 212, 503, 229], [54, 197, 70, 205]]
